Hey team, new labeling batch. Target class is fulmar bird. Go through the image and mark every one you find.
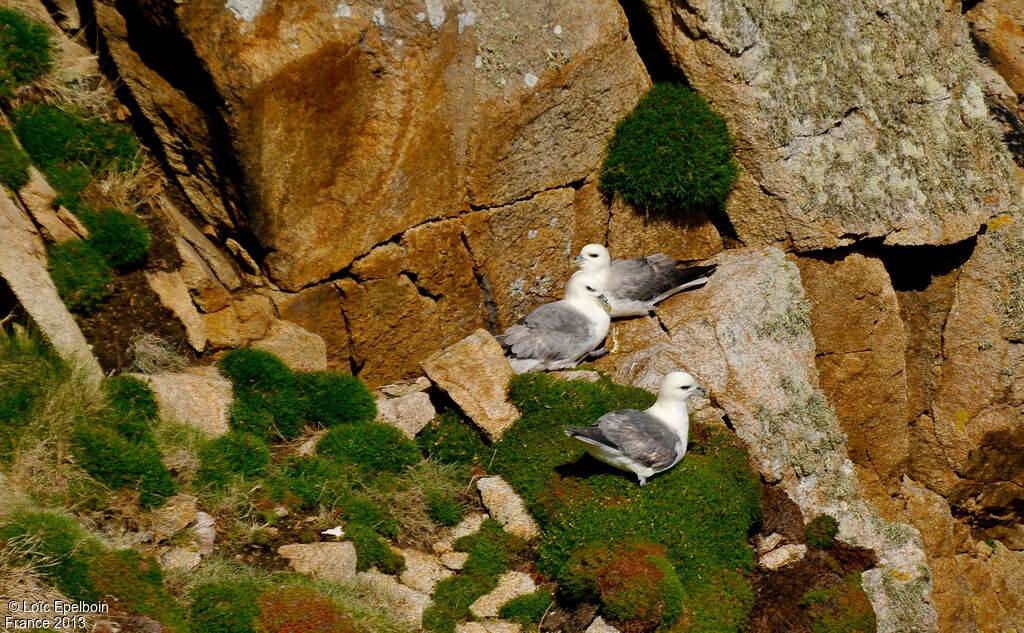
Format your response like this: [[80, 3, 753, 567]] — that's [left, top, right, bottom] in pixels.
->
[[564, 371, 705, 486], [496, 272, 611, 374], [573, 244, 716, 317]]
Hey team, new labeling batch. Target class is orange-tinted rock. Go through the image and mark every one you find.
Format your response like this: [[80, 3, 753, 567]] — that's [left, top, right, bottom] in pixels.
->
[[275, 283, 352, 371], [606, 194, 722, 262], [966, 0, 1024, 97]]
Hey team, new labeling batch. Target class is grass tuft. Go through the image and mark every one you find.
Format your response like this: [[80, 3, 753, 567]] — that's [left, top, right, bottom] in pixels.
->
[[0, 8, 53, 97], [0, 127, 30, 191], [46, 240, 113, 313], [316, 422, 421, 474], [296, 371, 377, 428]]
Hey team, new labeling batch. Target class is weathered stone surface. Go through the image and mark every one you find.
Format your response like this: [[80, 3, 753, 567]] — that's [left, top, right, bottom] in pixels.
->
[[18, 167, 78, 243], [174, 236, 231, 313], [275, 283, 351, 371], [148, 494, 198, 543], [432, 512, 489, 555], [377, 391, 436, 439], [796, 252, 911, 514], [476, 476, 539, 539], [95, 0, 648, 291], [585, 616, 621, 633], [278, 542, 357, 583], [203, 306, 243, 349], [470, 571, 537, 618], [131, 371, 232, 437], [252, 319, 328, 372], [639, 0, 1016, 251], [550, 370, 601, 383], [422, 330, 519, 440], [966, 0, 1024, 98], [397, 548, 453, 594], [192, 511, 216, 556], [456, 622, 522, 633], [605, 193, 722, 262], [440, 551, 469, 570], [356, 569, 431, 626], [463, 188, 578, 329], [145, 270, 208, 352], [159, 547, 201, 572], [158, 196, 241, 291], [758, 543, 807, 570], [0, 191, 101, 380], [351, 243, 408, 281]]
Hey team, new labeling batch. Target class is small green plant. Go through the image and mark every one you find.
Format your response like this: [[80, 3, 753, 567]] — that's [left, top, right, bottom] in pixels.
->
[[0, 127, 30, 191], [346, 523, 406, 574], [800, 573, 877, 633], [599, 82, 738, 214], [45, 164, 91, 195], [806, 515, 840, 550], [498, 590, 554, 628], [11, 104, 140, 175], [295, 370, 376, 428], [84, 549, 188, 632], [0, 8, 52, 96], [81, 207, 150, 270], [102, 375, 158, 443], [262, 456, 352, 512], [189, 581, 261, 633], [47, 240, 113, 313], [317, 422, 421, 473], [0, 509, 102, 600], [196, 430, 272, 485], [426, 490, 465, 527], [71, 423, 175, 508], [219, 348, 303, 440], [416, 410, 487, 466]]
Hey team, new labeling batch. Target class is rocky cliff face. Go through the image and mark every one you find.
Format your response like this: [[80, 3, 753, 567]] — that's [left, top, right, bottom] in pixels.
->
[[50, 0, 1024, 630]]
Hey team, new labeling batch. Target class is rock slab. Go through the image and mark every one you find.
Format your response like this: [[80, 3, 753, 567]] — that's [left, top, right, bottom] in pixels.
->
[[476, 476, 539, 540], [278, 542, 357, 584], [131, 371, 232, 437]]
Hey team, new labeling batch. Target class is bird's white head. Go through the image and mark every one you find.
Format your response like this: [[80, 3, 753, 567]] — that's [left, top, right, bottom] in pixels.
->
[[658, 371, 707, 403], [573, 243, 611, 273], [565, 271, 611, 313]]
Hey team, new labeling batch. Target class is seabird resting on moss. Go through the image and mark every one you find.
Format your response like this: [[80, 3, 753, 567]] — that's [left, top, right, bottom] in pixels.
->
[[496, 272, 611, 374], [564, 371, 704, 486], [572, 244, 716, 317]]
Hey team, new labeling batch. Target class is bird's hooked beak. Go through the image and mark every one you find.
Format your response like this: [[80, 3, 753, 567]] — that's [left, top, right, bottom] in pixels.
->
[[572, 255, 586, 267], [695, 386, 708, 398], [598, 294, 611, 312]]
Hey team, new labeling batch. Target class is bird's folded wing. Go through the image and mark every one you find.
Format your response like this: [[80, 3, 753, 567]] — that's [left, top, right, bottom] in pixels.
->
[[497, 302, 591, 361], [586, 409, 679, 470], [608, 257, 667, 301]]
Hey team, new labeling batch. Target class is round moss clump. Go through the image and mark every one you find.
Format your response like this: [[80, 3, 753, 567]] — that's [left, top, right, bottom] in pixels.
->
[[103, 375, 159, 443], [295, 370, 376, 428], [11, 103, 140, 174], [0, 127, 30, 191], [197, 431, 271, 485], [316, 422, 420, 473], [189, 581, 261, 633], [47, 241, 113, 313], [806, 514, 840, 549], [426, 489, 465, 527], [416, 411, 486, 466], [83, 207, 150, 270], [70, 423, 175, 508], [218, 348, 302, 440], [257, 586, 356, 633], [0, 8, 52, 97], [599, 82, 738, 214], [497, 591, 554, 628]]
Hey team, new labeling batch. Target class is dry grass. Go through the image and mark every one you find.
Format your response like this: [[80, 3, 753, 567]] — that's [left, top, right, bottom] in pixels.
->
[[83, 155, 164, 215], [378, 460, 480, 549], [129, 331, 188, 374]]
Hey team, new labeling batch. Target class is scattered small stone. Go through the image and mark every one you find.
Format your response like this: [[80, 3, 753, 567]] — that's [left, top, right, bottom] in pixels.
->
[[274, 506, 289, 517], [440, 551, 469, 570], [585, 616, 621, 633], [356, 569, 431, 626], [252, 319, 328, 372], [755, 532, 783, 555], [295, 429, 328, 456], [477, 477, 539, 539], [398, 547, 454, 594], [432, 512, 489, 554], [159, 547, 201, 572], [377, 391, 436, 438], [278, 542, 357, 583], [376, 376, 431, 397], [192, 512, 216, 556], [148, 495, 198, 543], [758, 543, 807, 570], [470, 571, 537, 618]]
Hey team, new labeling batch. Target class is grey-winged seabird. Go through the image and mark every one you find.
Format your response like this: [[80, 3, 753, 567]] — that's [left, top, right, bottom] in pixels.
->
[[573, 244, 716, 317], [564, 371, 705, 485], [496, 271, 611, 374]]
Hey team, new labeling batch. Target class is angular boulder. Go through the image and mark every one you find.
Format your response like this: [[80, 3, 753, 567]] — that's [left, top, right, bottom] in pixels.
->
[[131, 370, 232, 437], [278, 542, 357, 584]]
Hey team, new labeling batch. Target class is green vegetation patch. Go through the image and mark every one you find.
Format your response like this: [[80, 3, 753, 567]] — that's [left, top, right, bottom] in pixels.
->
[[296, 370, 376, 428], [801, 573, 877, 633], [11, 103, 140, 176], [84, 549, 188, 632], [599, 82, 738, 215], [80, 207, 151, 270], [197, 430, 272, 486], [257, 585, 357, 633], [426, 489, 465, 527], [423, 519, 526, 633], [0, 8, 53, 97], [47, 240, 114, 313], [71, 423, 174, 508], [0, 127, 30, 191], [806, 514, 841, 550], [189, 580, 262, 633], [103, 374, 158, 442], [417, 410, 487, 466], [0, 327, 66, 462], [316, 422, 420, 474], [497, 590, 554, 628], [219, 348, 302, 440], [491, 373, 762, 633], [346, 522, 406, 574]]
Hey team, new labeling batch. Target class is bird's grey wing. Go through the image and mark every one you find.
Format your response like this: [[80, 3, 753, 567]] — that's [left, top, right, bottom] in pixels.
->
[[568, 409, 679, 470], [608, 257, 673, 301], [496, 302, 591, 361]]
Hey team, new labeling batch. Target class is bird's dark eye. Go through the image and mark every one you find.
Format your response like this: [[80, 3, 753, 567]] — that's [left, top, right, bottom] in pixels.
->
[[586, 286, 594, 292], [589, 253, 598, 257]]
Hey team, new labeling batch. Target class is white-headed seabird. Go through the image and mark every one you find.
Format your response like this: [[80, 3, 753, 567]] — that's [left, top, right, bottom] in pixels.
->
[[563, 371, 705, 486], [496, 272, 612, 374], [573, 244, 716, 317]]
